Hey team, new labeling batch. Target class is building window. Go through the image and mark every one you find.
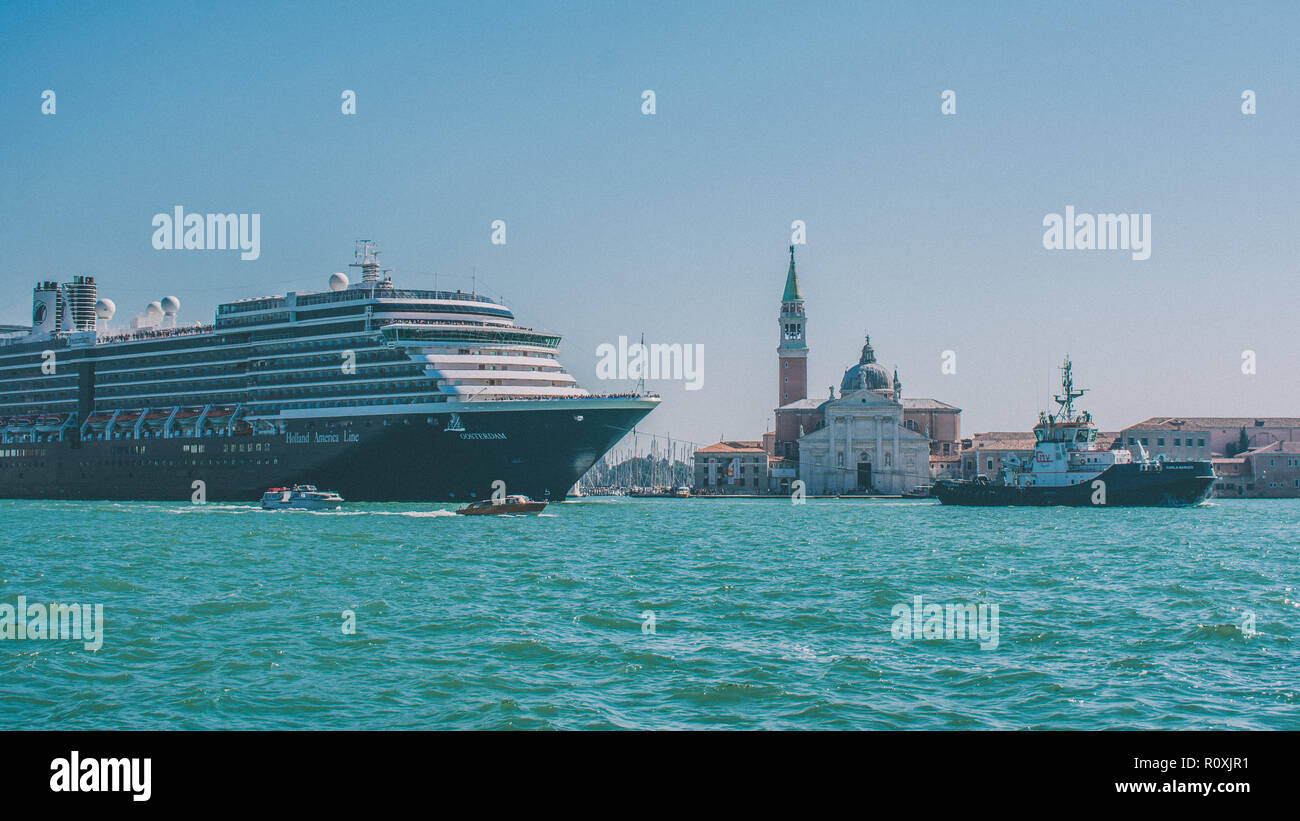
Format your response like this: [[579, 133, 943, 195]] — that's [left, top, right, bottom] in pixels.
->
[[1157, 438, 1165, 446], [1174, 438, 1181, 446], [783, 361, 788, 368], [1140, 438, 1148, 446], [987, 459, 993, 470], [1198, 439, 1205, 447]]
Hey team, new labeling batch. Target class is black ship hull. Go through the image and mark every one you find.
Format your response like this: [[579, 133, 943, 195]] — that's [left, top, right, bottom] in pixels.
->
[[932, 461, 1216, 507], [0, 400, 655, 502]]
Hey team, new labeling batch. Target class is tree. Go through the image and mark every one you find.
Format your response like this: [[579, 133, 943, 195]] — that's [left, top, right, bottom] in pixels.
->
[[1226, 426, 1251, 457]]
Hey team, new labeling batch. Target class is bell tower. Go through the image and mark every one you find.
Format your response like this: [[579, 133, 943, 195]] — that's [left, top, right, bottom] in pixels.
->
[[777, 245, 808, 406]]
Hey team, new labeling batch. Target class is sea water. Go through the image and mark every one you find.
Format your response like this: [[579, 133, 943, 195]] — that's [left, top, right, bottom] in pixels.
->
[[0, 498, 1295, 729]]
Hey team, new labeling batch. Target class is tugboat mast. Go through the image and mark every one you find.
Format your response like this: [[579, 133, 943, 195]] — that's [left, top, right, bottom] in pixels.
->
[[1051, 356, 1085, 423]]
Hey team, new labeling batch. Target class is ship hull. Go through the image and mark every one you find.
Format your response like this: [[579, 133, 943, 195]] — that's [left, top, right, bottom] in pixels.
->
[[0, 400, 656, 502], [932, 461, 1216, 507]]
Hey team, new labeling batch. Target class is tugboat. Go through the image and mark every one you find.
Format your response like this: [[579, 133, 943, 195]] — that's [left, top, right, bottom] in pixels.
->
[[261, 484, 345, 510], [932, 358, 1216, 507], [456, 494, 548, 515]]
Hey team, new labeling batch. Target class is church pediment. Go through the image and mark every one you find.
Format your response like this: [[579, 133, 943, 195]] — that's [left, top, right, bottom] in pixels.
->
[[832, 388, 901, 410]]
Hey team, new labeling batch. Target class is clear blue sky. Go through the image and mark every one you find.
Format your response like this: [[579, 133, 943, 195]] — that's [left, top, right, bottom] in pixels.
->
[[2, 1, 1296, 447]]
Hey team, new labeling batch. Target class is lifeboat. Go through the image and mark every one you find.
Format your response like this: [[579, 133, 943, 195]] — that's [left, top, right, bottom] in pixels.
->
[[232, 420, 254, 436], [142, 409, 172, 430], [85, 411, 114, 431], [206, 406, 236, 421], [8, 416, 35, 433], [35, 414, 66, 433], [172, 408, 203, 431]]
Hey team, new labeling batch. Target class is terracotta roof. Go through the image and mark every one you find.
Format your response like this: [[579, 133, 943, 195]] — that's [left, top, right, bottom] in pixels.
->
[[1243, 441, 1300, 455], [964, 432, 1038, 451], [1212, 457, 1247, 473], [902, 398, 961, 411], [696, 440, 767, 454], [776, 398, 823, 412], [1125, 416, 1300, 430]]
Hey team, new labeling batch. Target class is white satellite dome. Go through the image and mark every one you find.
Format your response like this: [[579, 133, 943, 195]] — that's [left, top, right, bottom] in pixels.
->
[[329, 272, 349, 292], [160, 296, 180, 314], [146, 301, 163, 319], [95, 298, 116, 320]]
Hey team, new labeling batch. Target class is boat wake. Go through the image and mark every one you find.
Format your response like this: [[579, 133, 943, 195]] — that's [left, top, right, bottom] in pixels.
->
[[321, 509, 459, 518]]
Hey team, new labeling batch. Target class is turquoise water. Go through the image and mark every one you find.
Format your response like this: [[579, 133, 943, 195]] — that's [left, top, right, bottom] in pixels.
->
[[1, 497, 1296, 730]]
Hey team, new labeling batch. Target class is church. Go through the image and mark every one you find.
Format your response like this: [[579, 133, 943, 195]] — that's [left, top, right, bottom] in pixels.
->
[[771, 247, 955, 495]]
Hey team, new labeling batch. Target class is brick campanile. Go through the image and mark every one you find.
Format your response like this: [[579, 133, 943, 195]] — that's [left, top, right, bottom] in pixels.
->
[[776, 246, 808, 452]]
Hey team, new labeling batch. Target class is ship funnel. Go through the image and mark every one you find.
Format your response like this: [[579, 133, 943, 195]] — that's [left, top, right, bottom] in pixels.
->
[[351, 240, 381, 284], [31, 281, 63, 336], [62, 275, 98, 331]]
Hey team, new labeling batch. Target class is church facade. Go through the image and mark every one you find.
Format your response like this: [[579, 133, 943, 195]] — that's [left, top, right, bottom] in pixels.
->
[[770, 248, 953, 494], [794, 338, 933, 493]]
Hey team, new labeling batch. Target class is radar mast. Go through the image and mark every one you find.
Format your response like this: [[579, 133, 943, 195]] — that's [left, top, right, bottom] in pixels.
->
[[1052, 355, 1086, 422]]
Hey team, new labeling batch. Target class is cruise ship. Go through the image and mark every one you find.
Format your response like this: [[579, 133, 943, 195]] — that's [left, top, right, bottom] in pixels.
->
[[0, 242, 658, 502]]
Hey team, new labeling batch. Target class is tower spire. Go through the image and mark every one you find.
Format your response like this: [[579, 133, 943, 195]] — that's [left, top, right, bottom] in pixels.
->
[[782, 245, 802, 301]]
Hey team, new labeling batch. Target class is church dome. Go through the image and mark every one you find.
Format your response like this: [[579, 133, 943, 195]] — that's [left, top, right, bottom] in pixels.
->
[[840, 334, 892, 393]]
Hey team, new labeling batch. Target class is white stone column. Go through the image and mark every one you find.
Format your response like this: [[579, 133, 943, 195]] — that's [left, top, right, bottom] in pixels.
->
[[875, 416, 883, 471], [846, 416, 854, 474], [893, 422, 900, 481]]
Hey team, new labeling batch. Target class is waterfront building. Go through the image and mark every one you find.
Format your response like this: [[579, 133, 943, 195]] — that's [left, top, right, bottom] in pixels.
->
[[1121, 417, 1300, 458], [1212, 441, 1300, 498], [902, 398, 961, 444], [929, 452, 961, 480], [959, 432, 1038, 480], [693, 440, 768, 493]]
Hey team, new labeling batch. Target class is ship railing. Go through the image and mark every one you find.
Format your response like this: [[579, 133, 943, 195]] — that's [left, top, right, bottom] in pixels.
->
[[96, 324, 215, 344], [374, 317, 540, 332], [458, 392, 660, 402]]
